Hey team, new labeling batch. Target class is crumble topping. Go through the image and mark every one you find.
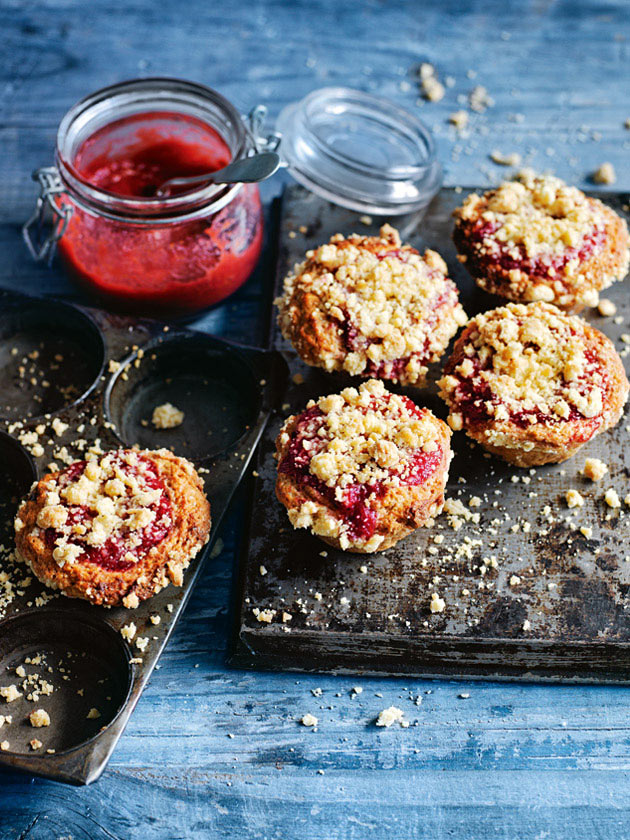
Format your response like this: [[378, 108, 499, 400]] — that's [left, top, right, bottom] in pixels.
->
[[278, 380, 448, 550], [277, 225, 466, 386], [439, 302, 610, 430], [24, 450, 173, 571], [152, 402, 184, 429]]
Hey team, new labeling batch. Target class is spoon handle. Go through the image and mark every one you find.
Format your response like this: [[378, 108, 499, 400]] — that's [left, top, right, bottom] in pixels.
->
[[157, 152, 281, 196]]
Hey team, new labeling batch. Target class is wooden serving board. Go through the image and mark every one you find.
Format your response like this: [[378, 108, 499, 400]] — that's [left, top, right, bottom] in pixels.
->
[[229, 184, 630, 683]]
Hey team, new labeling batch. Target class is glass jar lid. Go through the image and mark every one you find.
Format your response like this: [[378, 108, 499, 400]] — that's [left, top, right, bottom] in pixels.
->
[[276, 87, 442, 216]]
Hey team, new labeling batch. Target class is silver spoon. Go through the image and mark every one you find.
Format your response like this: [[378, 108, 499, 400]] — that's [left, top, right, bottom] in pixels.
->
[[155, 151, 281, 197]]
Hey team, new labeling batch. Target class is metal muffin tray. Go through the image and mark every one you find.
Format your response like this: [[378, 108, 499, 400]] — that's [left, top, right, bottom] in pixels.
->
[[230, 184, 630, 684], [0, 288, 287, 784]]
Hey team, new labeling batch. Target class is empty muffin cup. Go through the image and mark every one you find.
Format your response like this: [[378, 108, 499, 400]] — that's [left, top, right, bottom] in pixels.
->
[[0, 609, 132, 757], [104, 333, 262, 460], [0, 294, 105, 420]]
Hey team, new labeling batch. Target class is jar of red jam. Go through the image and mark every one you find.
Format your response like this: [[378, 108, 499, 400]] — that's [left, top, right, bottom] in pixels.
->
[[24, 79, 266, 317]]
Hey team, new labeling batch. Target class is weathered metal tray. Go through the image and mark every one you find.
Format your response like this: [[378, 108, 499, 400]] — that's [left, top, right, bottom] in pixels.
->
[[0, 288, 287, 784], [230, 184, 630, 683]]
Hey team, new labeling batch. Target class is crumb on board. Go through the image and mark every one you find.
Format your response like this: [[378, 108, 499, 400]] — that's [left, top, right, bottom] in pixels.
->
[[592, 162, 616, 184], [582, 458, 608, 481], [375, 706, 407, 728], [300, 713, 318, 727]]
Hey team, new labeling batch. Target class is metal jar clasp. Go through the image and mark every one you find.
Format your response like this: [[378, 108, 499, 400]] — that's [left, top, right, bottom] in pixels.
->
[[22, 167, 73, 263]]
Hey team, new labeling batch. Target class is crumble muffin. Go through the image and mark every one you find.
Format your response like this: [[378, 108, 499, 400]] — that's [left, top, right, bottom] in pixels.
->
[[438, 301, 629, 467], [453, 172, 629, 310], [14, 448, 210, 607], [276, 224, 466, 387], [275, 379, 452, 553]]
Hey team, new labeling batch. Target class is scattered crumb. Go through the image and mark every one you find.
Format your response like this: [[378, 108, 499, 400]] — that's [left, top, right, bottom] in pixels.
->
[[565, 489, 584, 508], [86, 707, 101, 720], [252, 607, 276, 623], [604, 488, 621, 509], [580, 526, 593, 539], [522, 620, 531, 631], [0, 685, 22, 703], [592, 162, 616, 185], [598, 299, 617, 317], [469, 85, 494, 112], [449, 110, 469, 131], [29, 709, 50, 728], [149, 614, 161, 626], [509, 575, 521, 586], [429, 592, 445, 614], [30, 739, 42, 751], [423, 76, 445, 102], [582, 458, 608, 481], [375, 706, 406, 728], [152, 402, 184, 429], [259, 565, 268, 576], [120, 622, 137, 641], [490, 150, 522, 167], [0, 741, 9, 751], [135, 637, 149, 652], [300, 713, 318, 727]]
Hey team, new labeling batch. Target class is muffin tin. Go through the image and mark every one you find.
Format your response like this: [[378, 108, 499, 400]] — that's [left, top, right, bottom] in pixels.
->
[[0, 288, 287, 784], [230, 184, 630, 684]]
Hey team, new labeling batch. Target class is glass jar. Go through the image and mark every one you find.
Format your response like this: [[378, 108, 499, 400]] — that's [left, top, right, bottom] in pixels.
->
[[24, 79, 265, 317]]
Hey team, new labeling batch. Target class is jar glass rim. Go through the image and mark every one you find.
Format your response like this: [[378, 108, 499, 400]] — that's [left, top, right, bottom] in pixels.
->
[[55, 77, 251, 221]]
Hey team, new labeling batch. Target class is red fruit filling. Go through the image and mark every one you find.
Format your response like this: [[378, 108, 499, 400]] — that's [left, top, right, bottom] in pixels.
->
[[461, 220, 605, 283]]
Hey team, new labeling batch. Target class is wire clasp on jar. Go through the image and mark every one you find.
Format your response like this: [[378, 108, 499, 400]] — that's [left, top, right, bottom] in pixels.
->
[[23, 167, 74, 263], [246, 105, 282, 155]]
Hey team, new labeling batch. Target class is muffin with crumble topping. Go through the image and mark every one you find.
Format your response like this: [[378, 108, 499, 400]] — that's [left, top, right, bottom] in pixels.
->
[[453, 172, 629, 310], [14, 448, 211, 607], [276, 224, 466, 387], [275, 379, 452, 553], [438, 301, 629, 467]]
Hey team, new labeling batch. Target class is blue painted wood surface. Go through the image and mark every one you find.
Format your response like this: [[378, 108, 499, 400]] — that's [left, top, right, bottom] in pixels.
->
[[1, 1, 630, 837]]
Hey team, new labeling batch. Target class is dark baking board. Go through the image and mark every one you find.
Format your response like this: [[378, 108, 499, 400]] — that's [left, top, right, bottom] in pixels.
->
[[230, 184, 630, 684], [0, 288, 287, 784]]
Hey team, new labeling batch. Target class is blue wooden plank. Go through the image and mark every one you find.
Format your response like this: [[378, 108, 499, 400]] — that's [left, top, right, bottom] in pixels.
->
[[1, 0, 630, 837]]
